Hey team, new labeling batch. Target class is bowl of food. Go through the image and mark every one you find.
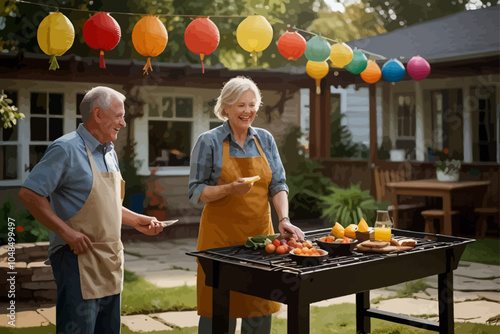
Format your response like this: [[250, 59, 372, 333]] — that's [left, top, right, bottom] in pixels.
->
[[289, 248, 328, 266], [315, 236, 358, 256]]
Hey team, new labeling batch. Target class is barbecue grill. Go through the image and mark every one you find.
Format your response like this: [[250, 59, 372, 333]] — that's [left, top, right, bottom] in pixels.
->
[[187, 228, 474, 334]]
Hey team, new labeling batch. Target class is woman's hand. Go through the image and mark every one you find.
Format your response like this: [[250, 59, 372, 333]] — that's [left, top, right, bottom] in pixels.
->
[[231, 178, 254, 195], [278, 218, 305, 242]]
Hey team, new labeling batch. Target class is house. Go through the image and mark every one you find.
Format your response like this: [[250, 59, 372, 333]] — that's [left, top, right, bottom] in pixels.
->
[[0, 52, 364, 223]]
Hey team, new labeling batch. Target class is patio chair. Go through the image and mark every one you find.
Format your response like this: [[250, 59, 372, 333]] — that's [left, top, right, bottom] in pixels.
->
[[373, 166, 427, 228]]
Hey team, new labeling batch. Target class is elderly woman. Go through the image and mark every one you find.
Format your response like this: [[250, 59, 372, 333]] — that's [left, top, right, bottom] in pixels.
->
[[189, 76, 304, 334]]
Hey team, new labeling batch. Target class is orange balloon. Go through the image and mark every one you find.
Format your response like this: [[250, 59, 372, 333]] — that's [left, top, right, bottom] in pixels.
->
[[132, 15, 168, 74], [360, 60, 382, 84]]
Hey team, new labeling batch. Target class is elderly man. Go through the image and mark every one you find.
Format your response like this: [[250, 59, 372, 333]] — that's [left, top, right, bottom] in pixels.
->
[[19, 86, 163, 333]]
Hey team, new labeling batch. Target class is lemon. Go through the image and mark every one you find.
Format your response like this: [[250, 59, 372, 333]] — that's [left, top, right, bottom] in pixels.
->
[[330, 222, 345, 239], [344, 224, 357, 238], [358, 218, 369, 232]]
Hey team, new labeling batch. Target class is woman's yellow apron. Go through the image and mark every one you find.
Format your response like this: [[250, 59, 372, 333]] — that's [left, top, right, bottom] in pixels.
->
[[66, 144, 125, 300], [197, 137, 281, 318]]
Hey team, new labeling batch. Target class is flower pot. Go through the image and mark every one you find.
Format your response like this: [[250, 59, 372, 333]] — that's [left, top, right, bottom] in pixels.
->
[[390, 149, 406, 161], [436, 170, 459, 182]]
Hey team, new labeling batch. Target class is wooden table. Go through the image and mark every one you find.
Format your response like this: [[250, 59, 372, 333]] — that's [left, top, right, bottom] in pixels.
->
[[386, 179, 490, 235]]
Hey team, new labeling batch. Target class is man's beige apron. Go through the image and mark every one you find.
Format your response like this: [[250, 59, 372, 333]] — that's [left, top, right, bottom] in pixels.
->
[[65, 144, 125, 300], [197, 137, 281, 318]]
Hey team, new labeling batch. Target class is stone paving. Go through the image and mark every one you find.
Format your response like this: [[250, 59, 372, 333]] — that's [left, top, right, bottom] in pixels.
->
[[1, 237, 499, 332]]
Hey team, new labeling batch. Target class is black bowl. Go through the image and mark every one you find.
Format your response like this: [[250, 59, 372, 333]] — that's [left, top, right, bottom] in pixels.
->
[[289, 249, 328, 266], [315, 239, 359, 256]]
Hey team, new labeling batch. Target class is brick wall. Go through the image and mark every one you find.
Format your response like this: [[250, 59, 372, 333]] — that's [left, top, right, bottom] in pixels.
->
[[0, 242, 57, 303]]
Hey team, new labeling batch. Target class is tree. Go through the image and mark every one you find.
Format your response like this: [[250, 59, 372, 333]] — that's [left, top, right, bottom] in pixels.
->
[[358, 0, 469, 32]]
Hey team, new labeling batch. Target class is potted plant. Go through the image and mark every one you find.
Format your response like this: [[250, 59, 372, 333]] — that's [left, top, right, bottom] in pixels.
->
[[435, 159, 461, 182], [434, 148, 462, 182]]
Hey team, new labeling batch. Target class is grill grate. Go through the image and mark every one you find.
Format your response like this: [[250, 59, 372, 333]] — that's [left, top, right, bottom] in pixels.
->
[[198, 228, 469, 274]]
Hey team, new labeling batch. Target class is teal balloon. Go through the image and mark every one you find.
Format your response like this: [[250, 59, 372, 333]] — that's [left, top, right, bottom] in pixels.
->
[[304, 34, 331, 62], [345, 51, 368, 74], [382, 58, 406, 82]]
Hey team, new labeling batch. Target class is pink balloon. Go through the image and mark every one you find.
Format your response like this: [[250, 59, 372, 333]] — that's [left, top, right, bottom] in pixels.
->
[[407, 56, 431, 81]]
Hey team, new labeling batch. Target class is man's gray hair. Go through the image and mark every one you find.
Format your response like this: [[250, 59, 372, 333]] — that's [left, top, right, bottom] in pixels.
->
[[80, 86, 126, 123]]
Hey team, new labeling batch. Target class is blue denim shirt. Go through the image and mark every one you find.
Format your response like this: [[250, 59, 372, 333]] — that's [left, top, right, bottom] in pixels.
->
[[22, 124, 120, 257], [189, 121, 289, 204]]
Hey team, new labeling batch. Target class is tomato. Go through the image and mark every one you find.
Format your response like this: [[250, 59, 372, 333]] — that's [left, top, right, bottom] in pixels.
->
[[276, 245, 288, 255], [341, 236, 350, 244], [265, 243, 276, 253], [272, 239, 281, 248]]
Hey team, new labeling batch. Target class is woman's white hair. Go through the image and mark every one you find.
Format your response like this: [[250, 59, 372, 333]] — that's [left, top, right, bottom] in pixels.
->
[[79, 86, 126, 123], [214, 76, 262, 121]]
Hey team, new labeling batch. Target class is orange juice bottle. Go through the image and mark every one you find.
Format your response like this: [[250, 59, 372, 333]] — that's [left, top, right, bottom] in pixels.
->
[[374, 210, 393, 241]]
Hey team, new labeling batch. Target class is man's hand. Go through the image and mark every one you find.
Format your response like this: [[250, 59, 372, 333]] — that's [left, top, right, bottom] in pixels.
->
[[136, 217, 164, 235], [231, 178, 254, 195], [60, 228, 93, 256]]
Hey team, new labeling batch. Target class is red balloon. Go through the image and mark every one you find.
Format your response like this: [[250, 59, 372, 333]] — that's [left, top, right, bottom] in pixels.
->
[[277, 30, 306, 60], [184, 17, 220, 73], [83, 12, 121, 68]]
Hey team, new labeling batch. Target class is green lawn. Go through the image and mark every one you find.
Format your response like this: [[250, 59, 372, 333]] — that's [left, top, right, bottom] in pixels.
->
[[460, 237, 500, 266], [3, 304, 498, 334], [121, 270, 197, 315]]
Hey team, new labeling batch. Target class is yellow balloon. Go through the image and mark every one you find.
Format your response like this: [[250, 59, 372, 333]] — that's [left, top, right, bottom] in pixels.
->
[[330, 42, 353, 68], [306, 61, 329, 95], [236, 15, 273, 65], [37, 12, 74, 70]]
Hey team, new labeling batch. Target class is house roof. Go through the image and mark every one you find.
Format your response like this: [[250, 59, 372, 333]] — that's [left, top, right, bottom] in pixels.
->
[[348, 6, 500, 63]]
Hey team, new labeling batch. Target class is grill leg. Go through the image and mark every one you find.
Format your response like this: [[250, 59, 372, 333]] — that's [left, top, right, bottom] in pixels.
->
[[212, 286, 231, 334], [287, 302, 309, 334], [438, 271, 454, 334], [356, 291, 370, 334]]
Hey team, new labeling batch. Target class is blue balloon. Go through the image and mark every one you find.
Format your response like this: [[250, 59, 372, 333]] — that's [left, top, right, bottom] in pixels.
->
[[381, 59, 406, 82]]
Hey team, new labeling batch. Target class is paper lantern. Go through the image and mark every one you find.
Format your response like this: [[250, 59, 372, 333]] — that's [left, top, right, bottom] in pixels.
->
[[345, 51, 368, 74], [83, 12, 121, 69], [360, 60, 382, 84], [407, 56, 431, 81], [382, 58, 406, 82], [132, 15, 168, 75], [306, 61, 329, 95], [304, 33, 331, 62], [37, 12, 74, 71], [236, 15, 273, 66], [185, 17, 220, 73], [329, 42, 353, 68], [277, 30, 306, 60]]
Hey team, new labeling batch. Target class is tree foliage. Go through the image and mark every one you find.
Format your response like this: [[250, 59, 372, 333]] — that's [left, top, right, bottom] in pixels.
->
[[359, 0, 468, 32]]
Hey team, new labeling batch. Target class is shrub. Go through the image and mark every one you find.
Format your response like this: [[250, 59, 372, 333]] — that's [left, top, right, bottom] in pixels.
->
[[318, 182, 390, 227], [279, 126, 334, 219], [0, 195, 49, 244]]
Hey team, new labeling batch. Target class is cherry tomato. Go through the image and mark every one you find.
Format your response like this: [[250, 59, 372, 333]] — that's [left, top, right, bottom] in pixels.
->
[[272, 239, 281, 248], [265, 243, 276, 253]]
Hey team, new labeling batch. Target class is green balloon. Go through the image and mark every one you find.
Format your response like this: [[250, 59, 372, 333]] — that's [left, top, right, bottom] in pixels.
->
[[305, 34, 331, 62], [345, 51, 368, 74]]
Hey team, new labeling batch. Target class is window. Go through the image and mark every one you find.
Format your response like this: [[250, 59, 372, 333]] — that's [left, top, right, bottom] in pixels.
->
[[148, 96, 194, 167], [76, 93, 84, 127], [430, 89, 464, 160], [0, 91, 19, 180], [395, 94, 416, 160], [29, 92, 64, 171], [471, 86, 497, 162]]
